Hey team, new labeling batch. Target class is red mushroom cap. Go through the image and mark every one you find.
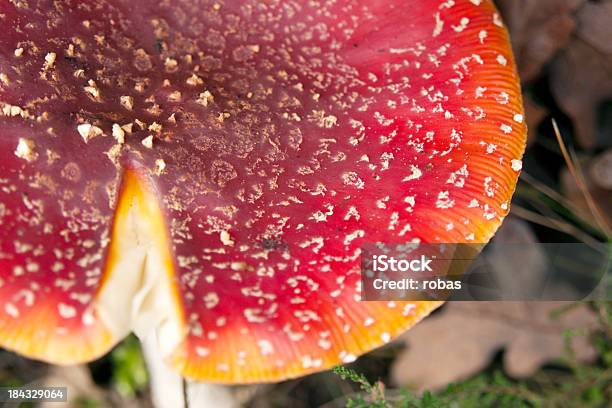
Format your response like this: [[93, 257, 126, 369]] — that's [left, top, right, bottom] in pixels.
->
[[0, 0, 526, 382]]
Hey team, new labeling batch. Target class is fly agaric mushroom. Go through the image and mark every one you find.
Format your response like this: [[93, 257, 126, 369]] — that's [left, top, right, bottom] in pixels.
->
[[0, 0, 525, 387]]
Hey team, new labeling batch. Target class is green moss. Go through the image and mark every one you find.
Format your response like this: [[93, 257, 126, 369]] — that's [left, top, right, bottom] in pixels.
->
[[110, 335, 149, 398], [334, 302, 612, 408]]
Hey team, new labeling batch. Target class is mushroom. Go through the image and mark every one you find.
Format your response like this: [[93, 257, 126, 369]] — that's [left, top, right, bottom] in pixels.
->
[[0, 0, 525, 396]]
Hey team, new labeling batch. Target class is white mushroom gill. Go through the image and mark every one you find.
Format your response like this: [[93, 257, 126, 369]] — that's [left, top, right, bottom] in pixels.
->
[[94, 171, 184, 359]]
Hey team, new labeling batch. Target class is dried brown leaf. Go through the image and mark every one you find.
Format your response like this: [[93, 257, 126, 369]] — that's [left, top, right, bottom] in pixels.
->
[[590, 150, 612, 190], [551, 40, 612, 148], [549, 0, 612, 149], [391, 219, 599, 391], [391, 301, 599, 391], [575, 0, 612, 54], [496, 0, 585, 82]]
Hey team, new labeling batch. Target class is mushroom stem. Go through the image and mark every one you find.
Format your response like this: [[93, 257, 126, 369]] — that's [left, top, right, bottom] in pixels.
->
[[142, 335, 238, 408]]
